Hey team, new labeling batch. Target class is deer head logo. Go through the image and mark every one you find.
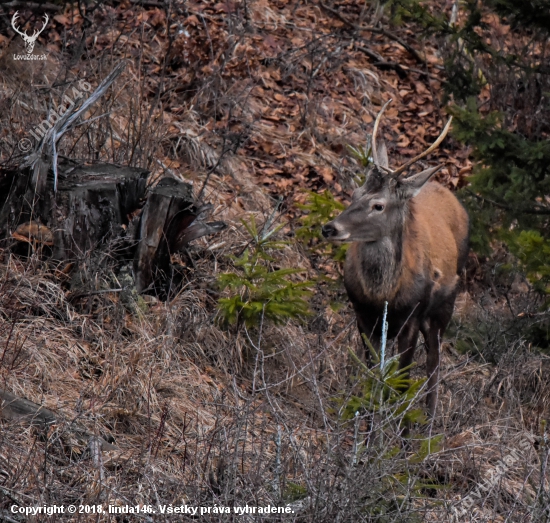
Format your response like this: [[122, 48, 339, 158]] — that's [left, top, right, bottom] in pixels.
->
[[11, 11, 49, 55]]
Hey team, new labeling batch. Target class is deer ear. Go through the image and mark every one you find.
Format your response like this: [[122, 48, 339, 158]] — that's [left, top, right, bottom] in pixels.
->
[[377, 140, 389, 169], [398, 165, 441, 198]]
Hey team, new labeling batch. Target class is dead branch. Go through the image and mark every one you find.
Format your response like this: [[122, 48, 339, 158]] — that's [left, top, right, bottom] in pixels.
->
[[355, 45, 408, 79], [319, 1, 427, 65], [22, 61, 128, 192], [0, 389, 116, 451], [355, 44, 444, 82]]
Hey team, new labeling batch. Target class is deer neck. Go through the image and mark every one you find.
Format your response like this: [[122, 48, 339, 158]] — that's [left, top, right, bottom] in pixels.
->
[[353, 206, 410, 303]]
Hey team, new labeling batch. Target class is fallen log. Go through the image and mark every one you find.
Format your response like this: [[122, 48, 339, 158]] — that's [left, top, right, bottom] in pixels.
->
[[0, 388, 116, 451]]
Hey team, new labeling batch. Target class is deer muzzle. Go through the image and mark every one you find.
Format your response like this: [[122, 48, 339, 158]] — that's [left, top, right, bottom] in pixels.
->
[[322, 222, 350, 241]]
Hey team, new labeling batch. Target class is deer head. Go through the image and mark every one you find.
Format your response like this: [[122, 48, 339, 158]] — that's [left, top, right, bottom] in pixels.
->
[[12, 11, 49, 55], [322, 100, 452, 242]]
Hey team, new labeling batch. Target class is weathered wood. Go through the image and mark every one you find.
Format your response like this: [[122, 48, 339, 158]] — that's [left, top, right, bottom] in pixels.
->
[[0, 389, 116, 451], [52, 163, 148, 260], [0, 388, 56, 427], [173, 220, 227, 251], [133, 177, 227, 297], [0, 162, 148, 261], [2, 167, 226, 300], [21, 62, 127, 193], [134, 177, 195, 294]]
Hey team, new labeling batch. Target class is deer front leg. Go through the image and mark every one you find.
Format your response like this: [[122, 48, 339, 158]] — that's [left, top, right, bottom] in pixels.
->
[[424, 322, 442, 417], [397, 318, 420, 375], [396, 319, 420, 439], [355, 313, 381, 366]]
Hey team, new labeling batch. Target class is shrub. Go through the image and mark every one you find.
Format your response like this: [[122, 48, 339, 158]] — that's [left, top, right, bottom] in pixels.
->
[[217, 249, 312, 328], [217, 215, 312, 328], [295, 190, 348, 264]]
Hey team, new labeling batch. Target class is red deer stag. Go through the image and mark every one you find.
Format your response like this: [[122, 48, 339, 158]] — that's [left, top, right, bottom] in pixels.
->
[[322, 101, 469, 415]]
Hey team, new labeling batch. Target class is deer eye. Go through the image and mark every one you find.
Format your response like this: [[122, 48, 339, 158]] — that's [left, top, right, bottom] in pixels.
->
[[373, 203, 385, 212]]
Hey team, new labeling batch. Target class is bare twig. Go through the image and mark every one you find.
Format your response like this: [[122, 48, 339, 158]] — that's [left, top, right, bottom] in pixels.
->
[[466, 189, 550, 215], [319, 1, 427, 65], [22, 61, 128, 192], [355, 44, 408, 78]]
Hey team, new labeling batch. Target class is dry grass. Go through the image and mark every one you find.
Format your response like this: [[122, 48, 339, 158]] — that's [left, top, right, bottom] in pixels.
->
[[0, 1, 549, 521], [1, 238, 549, 521]]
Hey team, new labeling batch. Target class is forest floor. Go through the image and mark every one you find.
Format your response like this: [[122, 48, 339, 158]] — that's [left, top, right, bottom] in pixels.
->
[[0, 0, 549, 521]]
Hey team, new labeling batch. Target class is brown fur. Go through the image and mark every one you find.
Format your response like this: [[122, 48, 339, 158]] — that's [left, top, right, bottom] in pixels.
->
[[324, 179, 469, 416]]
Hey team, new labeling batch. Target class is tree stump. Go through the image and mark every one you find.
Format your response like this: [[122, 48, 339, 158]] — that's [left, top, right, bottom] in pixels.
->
[[0, 162, 148, 261], [1, 165, 226, 301], [134, 177, 196, 295], [51, 163, 148, 260]]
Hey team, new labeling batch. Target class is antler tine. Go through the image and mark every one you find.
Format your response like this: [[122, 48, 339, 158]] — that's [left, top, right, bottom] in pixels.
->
[[392, 116, 453, 177], [11, 12, 25, 37], [32, 14, 48, 37], [371, 98, 393, 168]]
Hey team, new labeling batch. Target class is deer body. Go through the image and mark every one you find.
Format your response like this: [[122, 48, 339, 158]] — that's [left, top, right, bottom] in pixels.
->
[[322, 102, 468, 415]]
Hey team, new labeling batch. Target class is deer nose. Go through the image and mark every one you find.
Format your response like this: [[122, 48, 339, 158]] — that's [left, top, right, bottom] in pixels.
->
[[322, 224, 336, 238]]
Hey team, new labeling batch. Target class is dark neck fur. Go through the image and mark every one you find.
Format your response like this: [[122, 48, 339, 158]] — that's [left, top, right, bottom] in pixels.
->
[[356, 202, 411, 300]]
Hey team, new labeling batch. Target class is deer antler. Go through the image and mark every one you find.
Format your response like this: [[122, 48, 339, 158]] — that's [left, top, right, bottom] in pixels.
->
[[11, 11, 49, 53], [34, 13, 49, 38], [370, 99, 452, 178], [392, 117, 453, 177], [11, 12, 26, 38], [371, 98, 392, 168]]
